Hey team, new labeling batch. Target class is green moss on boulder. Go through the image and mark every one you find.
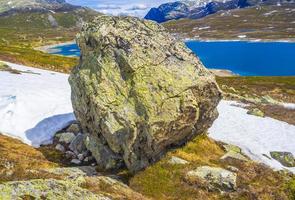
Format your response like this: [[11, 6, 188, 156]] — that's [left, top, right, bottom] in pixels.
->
[[69, 15, 221, 172]]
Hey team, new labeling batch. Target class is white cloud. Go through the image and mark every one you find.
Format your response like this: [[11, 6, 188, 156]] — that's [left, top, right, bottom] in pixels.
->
[[67, 0, 176, 17]]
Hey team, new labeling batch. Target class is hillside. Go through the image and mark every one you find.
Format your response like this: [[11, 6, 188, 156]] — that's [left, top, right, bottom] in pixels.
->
[[0, 0, 80, 16], [164, 4, 295, 41], [0, 1, 99, 72], [144, 0, 292, 23]]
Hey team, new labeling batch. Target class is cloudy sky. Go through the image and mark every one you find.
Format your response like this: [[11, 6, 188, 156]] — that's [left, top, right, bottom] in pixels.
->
[[67, 0, 176, 17]]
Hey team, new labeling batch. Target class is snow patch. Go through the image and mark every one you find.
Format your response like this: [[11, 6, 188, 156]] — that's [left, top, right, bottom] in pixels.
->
[[0, 62, 75, 147], [209, 100, 295, 173]]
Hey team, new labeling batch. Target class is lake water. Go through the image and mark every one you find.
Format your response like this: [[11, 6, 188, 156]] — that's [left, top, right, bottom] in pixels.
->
[[49, 43, 80, 57], [49, 41, 295, 76]]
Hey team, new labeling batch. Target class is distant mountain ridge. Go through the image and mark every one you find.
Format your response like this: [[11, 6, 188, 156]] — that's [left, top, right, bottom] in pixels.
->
[[0, 0, 82, 16], [145, 0, 294, 23]]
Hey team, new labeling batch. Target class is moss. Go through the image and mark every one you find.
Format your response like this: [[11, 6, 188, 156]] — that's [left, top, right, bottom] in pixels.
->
[[287, 179, 295, 200], [129, 134, 294, 199]]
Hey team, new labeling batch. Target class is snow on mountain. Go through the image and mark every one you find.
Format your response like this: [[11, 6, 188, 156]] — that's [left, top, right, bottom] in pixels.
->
[[0, 61, 75, 147], [145, 0, 294, 23]]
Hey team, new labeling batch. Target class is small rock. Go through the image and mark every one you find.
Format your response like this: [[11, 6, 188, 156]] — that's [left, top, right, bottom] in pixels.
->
[[71, 159, 82, 165], [247, 108, 265, 118], [69, 134, 87, 155], [221, 144, 248, 162], [84, 157, 90, 162], [223, 144, 241, 153], [55, 144, 65, 152], [270, 151, 295, 167], [186, 166, 237, 192], [227, 166, 239, 172], [66, 123, 80, 134], [168, 156, 189, 165], [77, 154, 84, 161], [59, 132, 76, 144], [261, 95, 278, 105], [65, 151, 76, 159], [221, 151, 248, 162]]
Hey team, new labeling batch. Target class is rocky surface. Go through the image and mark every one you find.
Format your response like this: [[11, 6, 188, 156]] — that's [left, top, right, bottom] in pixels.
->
[[270, 151, 295, 167], [52, 122, 96, 166], [69, 15, 221, 172], [247, 108, 265, 117], [169, 156, 189, 165], [0, 165, 148, 200], [185, 166, 237, 192], [221, 144, 249, 162]]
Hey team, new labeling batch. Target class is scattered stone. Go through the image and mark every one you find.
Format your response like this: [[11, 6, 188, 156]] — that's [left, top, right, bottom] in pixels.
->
[[69, 134, 87, 155], [261, 95, 278, 105], [59, 132, 76, 144], [221, 144, 248, 162], [221, 151, 249, 162], [168, 156, 189, 165], [223, 144, 242, 153], [186, 166, 237, 192], [65, 151, 76, 159], [227, 166, 239, 172], [270, 151, 295, 167], [55, 144, 65, 152], [78, 154, 84, 161], [247, 108, 265, 118], [66, 123, 80, 134], [71, 159, 82, 165], [69, 15, 221, 172]]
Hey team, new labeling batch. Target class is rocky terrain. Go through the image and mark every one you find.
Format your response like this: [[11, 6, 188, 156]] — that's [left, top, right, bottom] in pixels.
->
[[0, 1, 294, 199], [144, 0, 293, 23], [164, 4, 295, 41], [69, 15, 221, 172]]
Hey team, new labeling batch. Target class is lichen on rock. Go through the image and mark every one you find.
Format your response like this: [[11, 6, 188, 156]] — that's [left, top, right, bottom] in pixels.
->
[[69, 15, 221, 172]]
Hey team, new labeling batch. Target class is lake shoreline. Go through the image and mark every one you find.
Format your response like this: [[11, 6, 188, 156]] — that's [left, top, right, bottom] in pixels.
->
[[35, 40, 76, 54], [36, 39, 295, 76], [35, 37, 295, 54]]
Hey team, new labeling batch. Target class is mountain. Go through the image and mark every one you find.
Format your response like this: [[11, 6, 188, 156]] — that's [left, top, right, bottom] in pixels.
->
[[0, 0, 81, 16], [0, 0, 99, 29], [144, 0, 293, 23], [163, 4, 295, 41]]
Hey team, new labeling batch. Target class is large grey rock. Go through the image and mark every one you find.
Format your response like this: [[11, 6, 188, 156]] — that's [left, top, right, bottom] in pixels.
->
[[69, 15, 221, 172], [186, 166, 237, 191]]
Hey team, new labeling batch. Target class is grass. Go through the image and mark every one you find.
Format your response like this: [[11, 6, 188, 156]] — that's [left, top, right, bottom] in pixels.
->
[[216, 76, 295, 103], [0, 9, 99, 72], [0, 134, 65, 183], [129, 134, 294, 200]]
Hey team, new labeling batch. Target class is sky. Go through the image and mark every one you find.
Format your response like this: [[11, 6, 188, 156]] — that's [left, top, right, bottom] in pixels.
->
[[67, 0, 176, 17]]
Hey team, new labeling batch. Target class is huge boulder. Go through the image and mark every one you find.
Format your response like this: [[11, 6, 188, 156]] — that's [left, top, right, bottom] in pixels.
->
[[69, 15, 221, 172]]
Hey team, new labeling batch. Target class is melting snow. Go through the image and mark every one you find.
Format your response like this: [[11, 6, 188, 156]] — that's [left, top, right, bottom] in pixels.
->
[[209, 101, 295, 173], [0, 62, 75, 147], [1, 62, 295, 173]]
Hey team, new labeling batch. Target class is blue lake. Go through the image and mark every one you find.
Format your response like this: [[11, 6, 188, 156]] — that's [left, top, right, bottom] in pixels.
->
[[49, 43, 81, 57], [50, 41, 295, 76]]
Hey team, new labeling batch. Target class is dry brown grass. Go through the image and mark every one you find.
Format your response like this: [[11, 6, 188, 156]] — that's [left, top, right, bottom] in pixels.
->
[[129, 134, 294, 200], [0, 134, 64, 183]]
